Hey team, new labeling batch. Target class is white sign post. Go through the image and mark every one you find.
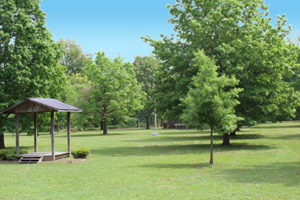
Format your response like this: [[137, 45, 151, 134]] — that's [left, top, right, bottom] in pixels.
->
[[151, 78, 158, 136]]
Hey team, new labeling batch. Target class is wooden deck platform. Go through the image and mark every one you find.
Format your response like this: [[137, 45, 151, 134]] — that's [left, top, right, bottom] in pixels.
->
[[20, 152, 69, 161]]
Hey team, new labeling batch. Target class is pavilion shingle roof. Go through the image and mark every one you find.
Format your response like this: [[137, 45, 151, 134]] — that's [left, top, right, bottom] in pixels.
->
[[0, 98, 82, 114]]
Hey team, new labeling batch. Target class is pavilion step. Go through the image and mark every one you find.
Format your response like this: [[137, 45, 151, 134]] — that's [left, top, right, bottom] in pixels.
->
[[19, 156, 43, 164]]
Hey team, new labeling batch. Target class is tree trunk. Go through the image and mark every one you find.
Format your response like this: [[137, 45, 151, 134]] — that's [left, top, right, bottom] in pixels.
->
[[222, 133, 231, 146], [103, 119, 107, 135], [136, 119, 139, 128], [0, 132, 5, 149], [146, 116, 149, 129], [57, 122, 59, 133], [230, 125, 242, 136], [230, 130, 236, 136], [210, 128, 213, 164], [101, 121, 104, 130]]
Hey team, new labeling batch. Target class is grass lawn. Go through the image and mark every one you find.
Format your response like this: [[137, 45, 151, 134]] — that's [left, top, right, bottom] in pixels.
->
[[1, 121, 300, 199]]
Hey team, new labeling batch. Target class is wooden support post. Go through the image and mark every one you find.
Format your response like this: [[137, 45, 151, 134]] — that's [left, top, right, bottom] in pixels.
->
[[67, 112, 71, 156], [51, 111, 55, 161], [34, 113, 37, 152], [16, 113, 20, 155]]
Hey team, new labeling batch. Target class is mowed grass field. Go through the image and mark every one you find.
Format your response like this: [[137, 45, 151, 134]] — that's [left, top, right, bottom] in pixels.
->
[[1, 121, 300, 199]]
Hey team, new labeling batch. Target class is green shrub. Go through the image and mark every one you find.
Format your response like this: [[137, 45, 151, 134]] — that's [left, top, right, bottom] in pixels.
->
[[5, 153, 20, 160], [0, 149, 11, 160], [0, 149, 22, 161], [71, 147, 90, 158], [18, 149, 28, 154], [12, 154, 21, 160]]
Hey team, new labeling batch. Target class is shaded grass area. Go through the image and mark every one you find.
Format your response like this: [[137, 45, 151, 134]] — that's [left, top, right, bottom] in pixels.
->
[[90, 143, 274, 157], [1, 121, 300, 199], [220, 161, 300, 187], [138, 163, 213, 169]]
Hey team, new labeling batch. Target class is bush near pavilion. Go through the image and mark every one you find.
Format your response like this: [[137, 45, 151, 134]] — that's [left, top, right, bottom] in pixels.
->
[[71, 147, 90, 159]]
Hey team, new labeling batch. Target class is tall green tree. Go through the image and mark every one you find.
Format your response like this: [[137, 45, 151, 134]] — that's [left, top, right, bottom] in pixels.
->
[[84, 52, 144, 135], [58, 38, 92, 75], [143, 0, 299, 139], [57, 73, 91, 130], [0, 0, 66, 148], [285, 31, 300, 119], [133, 55, 159, 129], [181, 51, 243, 163]]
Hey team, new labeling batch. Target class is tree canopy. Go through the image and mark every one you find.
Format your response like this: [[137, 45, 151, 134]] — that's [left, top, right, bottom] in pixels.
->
[[84, 52, 144, 134], [58, 38, 92, 75], [0, 0, 66, 148], [143, 0, 300, 127], [56, 73, 91, 129], [133, 55, 159, 129], [182, 51, 242, 134]]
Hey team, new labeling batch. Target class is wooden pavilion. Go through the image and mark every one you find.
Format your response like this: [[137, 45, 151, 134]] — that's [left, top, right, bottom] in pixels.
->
[[0, 98, 82, 163]]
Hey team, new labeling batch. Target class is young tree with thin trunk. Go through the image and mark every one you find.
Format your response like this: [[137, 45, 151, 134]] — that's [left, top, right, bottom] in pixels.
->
[[181, 51, 243, 164], [84, 52, 144, 135]]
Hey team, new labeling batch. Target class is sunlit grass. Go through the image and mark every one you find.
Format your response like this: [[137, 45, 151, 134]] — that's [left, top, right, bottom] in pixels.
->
[[1, 121, 300, 199]]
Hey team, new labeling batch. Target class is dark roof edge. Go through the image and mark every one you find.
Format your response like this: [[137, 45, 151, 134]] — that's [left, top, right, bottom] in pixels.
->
[[0, 98, 82, 114], [57, 109, 83, 113], [0, 99, 29, 114]]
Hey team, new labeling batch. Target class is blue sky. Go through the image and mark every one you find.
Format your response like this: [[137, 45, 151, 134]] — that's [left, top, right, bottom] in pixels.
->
[[40, 0, 300, 63]]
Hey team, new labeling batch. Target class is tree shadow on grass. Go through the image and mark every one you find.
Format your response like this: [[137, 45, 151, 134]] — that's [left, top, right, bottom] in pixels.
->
[[160, 130, 210, 135], [159, 129, 253, 135], [254, 125, 300, 129], [5, 146, 32, 151], [107, 128, 151, 132], [220, 162, 300, 186], [271, 134, 300, 140], [138, 163, 212, 169], [56, 133, 124, 138], [125, 134, 265, 143], [125, 135, 222, 143], [230, 134, 266, 140], [90, 143, 274, 157], [217, 143, 274, 151]]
